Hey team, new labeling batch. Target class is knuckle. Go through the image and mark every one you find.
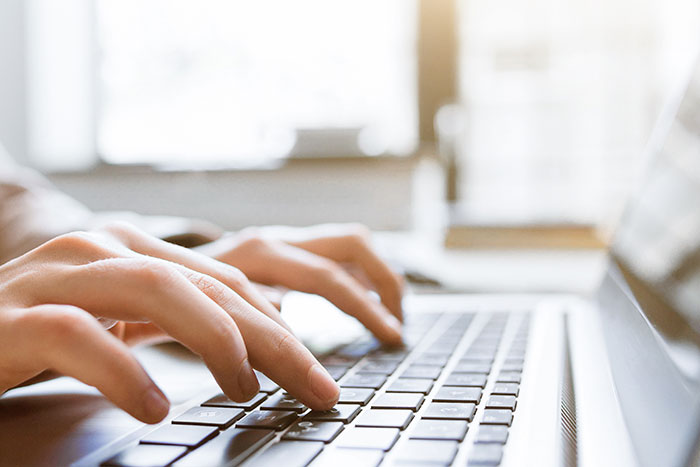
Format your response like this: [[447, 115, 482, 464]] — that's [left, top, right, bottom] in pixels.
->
[[272, 331, 297, 357], [127, 259, 179, 290], [311, 260, 344, 286], [223, 267, 249, 289], [42, 231, 99, 254], [26, 306, 91, 346], [236, 231, 269, 252], [99, 221, 139, 241]]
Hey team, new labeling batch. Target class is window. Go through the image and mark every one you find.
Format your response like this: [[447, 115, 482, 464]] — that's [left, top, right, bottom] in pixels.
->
[[96, 0, 417, 166]]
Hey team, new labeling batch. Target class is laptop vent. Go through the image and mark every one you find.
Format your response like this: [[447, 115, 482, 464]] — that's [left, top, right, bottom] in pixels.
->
[[560, 315, 578, 467]]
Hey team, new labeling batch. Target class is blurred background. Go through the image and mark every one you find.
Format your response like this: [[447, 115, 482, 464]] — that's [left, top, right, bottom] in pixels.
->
[[1, 0, 699, 233]]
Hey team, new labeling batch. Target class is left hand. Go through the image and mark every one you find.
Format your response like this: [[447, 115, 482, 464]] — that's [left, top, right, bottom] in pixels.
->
[[195, 224, 404, 345]]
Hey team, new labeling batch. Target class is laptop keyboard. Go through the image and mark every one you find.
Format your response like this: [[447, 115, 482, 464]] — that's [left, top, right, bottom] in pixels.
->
[[103, 311, 531, 467]]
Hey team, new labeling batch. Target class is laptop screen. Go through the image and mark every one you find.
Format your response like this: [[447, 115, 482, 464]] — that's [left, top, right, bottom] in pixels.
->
[[605, 58, 700, 467], [611, 62, 700, 384]]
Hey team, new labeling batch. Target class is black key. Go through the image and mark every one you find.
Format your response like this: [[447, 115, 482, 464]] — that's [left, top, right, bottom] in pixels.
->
[[237, 410, 298, 430], [413, 354, 450, 366], [481, 409, 513, 426], [444, 373, 487, 388], [321, 355, 360, 367], [491, 383, 519, 396], [283, 421, 344, 443], [304, 404, 361, 423], [387, 378, 434, 394], [310, 448, 383, 467], [341, 374, 387, 390], [409, 419, 469, 441], [476, 425, 509, 444], [140, 424, 217, 447], [400, 365, 442, 380], [355, 409, 414, 430], [325, 365, 349, 381], [422, 402, 476, 421], [202, 392, 267, 410], [335, 427, 400, 451], [261, 393, 307, 413], [468, 443, 504, 465], [460, 357, 494, 365], [356, 360, 399, 374], [497, 372, 522, 383], [338, 387, 374, 406], [251, 441, 323, 467], [486, 395, 517, 411], [173, 428, 274, 467], [371, 393, 424, 411], [394, 439, 458, 465], [255, 371, 280, 394], [369, 348, 409, 362], [433, 387, 482, 403], [501, 361, 524, 372], [103, 444, 187, 467], [453, 362, 491, 374], [172, 407, 244, 429]]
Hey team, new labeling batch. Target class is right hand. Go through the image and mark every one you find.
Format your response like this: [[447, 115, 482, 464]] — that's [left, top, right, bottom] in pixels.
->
[[0, 223, 340, 424]]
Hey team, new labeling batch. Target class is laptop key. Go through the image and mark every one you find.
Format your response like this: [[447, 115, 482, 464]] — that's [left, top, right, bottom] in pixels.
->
[[453, 362, 491, 374], [304, 404, 361, 423], [486, 395, 517, 411], [468, 443, 504, 465], [325, 365, 350, 381], [355, 409, 414, 430], [400, 365, 442, 380], [337, 387, 374, 406], [371, 393, 424, 411], [476, 425, 509, 444], [413, 354, 450, 366], [356, 360, 399, 374], [491, 383, 519, 396], [335, 427, 400, 451], [103, 444, 187, 467], [387, 378, 434, 394], [255, 371, 281, 394], [261, 393, 307, 413], [497, 372, 522, 384], [422, 402, 476, 421], [444, 373, 487, 388], [140, 424, 217, 447], [202, 392, 267, 410], [310, 448, 383, 467], [501, 361, 524, 372], [394, 439, 459, 465], [409, 419, 469, 441], [341, 374, 387, 390], [283, 421, 344, 443], [433, 387, 482, 404], [251, 441, 323, 467], [173, 428, 275, 467], [237, 410, 298, 430], [481, 409, 513, 426], [172, 407, 244, 428]]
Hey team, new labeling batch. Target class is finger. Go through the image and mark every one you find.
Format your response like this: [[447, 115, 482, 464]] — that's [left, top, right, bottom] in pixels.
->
[[240, 241, 403, 345], [184, 287, 340, 410], [11, 305, 169, 424], [97, 222, 293, 334], [45, 258, 260, 403], [289, 229, 405, 321]]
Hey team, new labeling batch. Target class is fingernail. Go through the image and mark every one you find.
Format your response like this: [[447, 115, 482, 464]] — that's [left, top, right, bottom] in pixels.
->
[[238, 359, 260, 399], [143, 387, 170, 422], [308, 365, 339, 406]]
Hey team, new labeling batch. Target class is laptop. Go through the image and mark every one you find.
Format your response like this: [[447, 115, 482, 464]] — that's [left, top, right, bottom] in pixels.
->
[[2, 62, 700, 467]]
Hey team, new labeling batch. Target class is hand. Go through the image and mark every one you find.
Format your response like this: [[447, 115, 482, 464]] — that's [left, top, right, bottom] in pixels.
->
[[0, 222, 339, 424], [195, 223, 405, 345]]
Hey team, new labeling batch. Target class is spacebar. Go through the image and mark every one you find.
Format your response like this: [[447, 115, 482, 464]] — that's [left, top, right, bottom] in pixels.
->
[[173, 428, 275, 467]]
